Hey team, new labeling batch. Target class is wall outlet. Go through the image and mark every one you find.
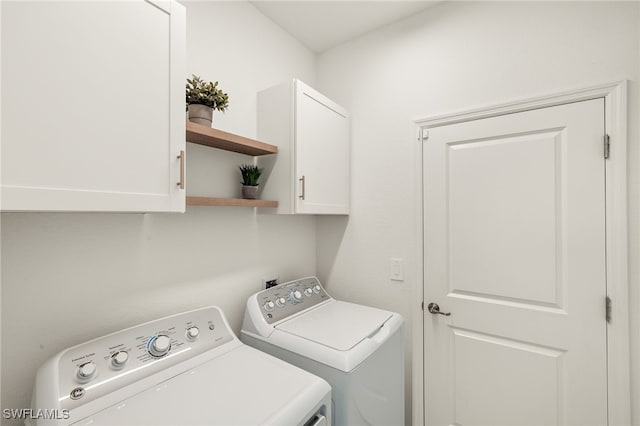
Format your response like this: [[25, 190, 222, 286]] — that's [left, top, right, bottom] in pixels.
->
[[263, 275, 280, 289]]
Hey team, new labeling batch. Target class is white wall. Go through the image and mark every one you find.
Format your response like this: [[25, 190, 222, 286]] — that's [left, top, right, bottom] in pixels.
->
[[315, 1, 640, 424], [0, 1, 316, 422], [3, 2, 639, 424]]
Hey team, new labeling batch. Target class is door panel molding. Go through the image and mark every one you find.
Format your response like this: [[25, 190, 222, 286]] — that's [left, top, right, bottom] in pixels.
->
[[452, 327, 566, 426], [448, 289, 567, 313], [413, 81, 629, 426]]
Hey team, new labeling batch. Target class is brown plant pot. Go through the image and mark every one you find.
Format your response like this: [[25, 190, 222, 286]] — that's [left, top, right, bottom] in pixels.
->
[[188, 104, 213, 127], [242, 185, 259, 200]]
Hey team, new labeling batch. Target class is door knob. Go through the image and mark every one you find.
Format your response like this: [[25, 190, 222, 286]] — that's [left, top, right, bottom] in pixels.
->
[[427, 303, 451, 316]]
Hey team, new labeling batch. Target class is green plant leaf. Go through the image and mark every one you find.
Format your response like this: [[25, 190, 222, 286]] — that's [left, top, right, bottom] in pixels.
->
[[239, 164, 262, 186], [186, 74, 229, 112]]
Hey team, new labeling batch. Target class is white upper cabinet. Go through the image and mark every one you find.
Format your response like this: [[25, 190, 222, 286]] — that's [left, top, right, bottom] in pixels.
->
[[257, 79, 350, 215], [1, 0, 186, 212]]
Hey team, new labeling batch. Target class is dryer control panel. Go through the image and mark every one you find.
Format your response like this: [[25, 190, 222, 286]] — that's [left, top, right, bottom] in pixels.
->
[[54, 307, 235, 411], [256, 277, 330, 324]]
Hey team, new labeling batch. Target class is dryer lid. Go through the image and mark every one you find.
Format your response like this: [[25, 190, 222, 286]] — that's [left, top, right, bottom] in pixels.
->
[[275, 300, 393, 351], [71, 345, 330, 425]]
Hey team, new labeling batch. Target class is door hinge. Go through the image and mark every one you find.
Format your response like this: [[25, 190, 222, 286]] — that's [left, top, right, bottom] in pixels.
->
[[606, 296, 612, 323], [418, 128, 429, 141], [604, 134, 610, 159]]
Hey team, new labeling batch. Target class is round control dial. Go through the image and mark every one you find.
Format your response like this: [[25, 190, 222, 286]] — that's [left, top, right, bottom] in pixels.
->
[[111, 351, 128, 369], [77, 361, 97, 381], [186, 326, 200, 341], [313, 284, 321, 294], [289, 290, 303, 304], [275, 297, 286, 307], [304, 288, 313, 297], [148, 335, 171, 357], [263, 301, 275, 312]]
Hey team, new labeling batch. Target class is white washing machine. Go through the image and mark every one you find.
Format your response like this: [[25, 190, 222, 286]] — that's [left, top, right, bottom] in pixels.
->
[[27, 306, 331, 426], [241, 277, 404, 426]]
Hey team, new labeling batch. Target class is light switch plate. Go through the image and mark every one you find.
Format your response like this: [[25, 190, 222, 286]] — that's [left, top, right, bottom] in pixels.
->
[[390, 258, 404, 281]]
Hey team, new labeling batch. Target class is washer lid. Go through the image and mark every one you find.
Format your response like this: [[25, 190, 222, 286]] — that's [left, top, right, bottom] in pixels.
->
[[275, 300, 393, 351]]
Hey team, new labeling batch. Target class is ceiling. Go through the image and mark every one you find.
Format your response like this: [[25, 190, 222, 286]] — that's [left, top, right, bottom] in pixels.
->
[[249, 1, 440, 53]]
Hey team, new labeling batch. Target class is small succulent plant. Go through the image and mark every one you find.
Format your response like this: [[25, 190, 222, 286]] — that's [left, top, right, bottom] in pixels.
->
[[239, 164, 262, 186], [186, 74, 229, 111]]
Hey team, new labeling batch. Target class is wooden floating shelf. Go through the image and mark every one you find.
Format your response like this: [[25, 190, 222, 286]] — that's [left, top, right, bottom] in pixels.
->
[[186, 196, 278, 208], [186, 122, 278, 156]]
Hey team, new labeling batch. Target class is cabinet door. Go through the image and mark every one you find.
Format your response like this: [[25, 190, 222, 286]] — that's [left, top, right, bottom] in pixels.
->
[[1, 0, 186, 212], [295, 81, 350, 214]]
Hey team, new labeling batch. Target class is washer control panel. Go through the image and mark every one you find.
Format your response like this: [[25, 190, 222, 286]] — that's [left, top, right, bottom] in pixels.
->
[[257, 277, 330, 324], [56, 307, 234, 411]]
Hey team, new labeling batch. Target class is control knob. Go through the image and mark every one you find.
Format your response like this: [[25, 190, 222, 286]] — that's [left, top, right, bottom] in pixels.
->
[[111, 351, 129, 369], [186, 326, 200, 341], [304, 288, 313, 297], [313, 284, 321, 294], [263, 301, 275, 312], [148, 335, 171, 357], [289, 290, 303, 304], [275, 297, 286, 307], [77, 361, 97, 381]]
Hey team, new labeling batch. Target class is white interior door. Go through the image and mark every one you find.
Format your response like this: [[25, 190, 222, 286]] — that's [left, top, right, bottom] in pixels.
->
[[423, 99, 607, 426]]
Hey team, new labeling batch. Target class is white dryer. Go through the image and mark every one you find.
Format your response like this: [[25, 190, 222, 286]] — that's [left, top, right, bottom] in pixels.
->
[[27, 306, 331, 426], [241, 277, 404, 426]]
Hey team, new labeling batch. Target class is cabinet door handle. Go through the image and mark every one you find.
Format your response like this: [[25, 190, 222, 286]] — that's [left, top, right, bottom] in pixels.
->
[[177, 150, 185, 189], [299, 175, 305, 200]]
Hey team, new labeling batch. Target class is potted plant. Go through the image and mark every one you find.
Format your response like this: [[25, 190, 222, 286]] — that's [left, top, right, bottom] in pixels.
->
[[186, 74, 229, 126], [239, 164, 262, 199]]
